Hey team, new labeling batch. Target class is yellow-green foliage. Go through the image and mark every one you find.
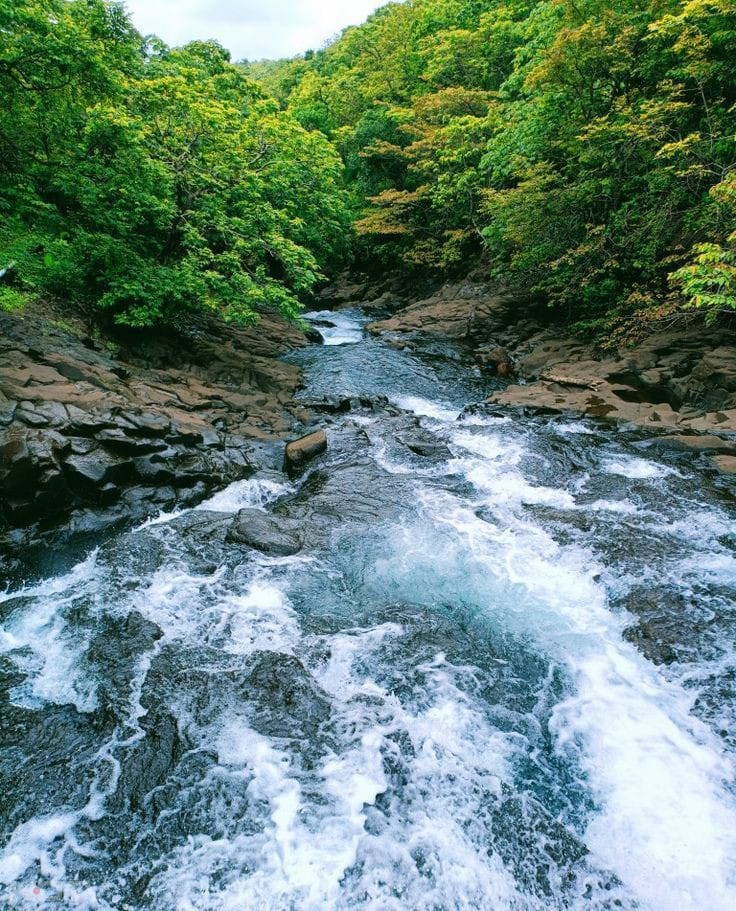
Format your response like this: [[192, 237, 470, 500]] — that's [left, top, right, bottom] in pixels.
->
[[0, 286, 27, 312], [251, 0, 736, 323], [3, 0, 735, 332]]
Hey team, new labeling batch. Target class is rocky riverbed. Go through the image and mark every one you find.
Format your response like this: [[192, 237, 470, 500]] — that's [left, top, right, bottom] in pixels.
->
[[2, 280, 735, 582], [1, 303, 735, 910], [328, 272, 736, 469], [0, 303, 318, 580]]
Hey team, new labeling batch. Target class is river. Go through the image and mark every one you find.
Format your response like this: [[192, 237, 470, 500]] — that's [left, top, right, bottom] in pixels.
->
[[1, 309, 735, 910]]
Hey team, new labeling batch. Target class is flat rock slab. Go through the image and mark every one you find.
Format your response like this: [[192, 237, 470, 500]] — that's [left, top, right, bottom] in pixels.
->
[[639, 434, 736, 455], [711, 454, 736, 474], [487, 380, 736, 433]]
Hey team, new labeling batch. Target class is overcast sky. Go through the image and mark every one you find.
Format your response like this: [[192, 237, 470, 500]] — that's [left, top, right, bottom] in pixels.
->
[[124, 0, 389, 61]]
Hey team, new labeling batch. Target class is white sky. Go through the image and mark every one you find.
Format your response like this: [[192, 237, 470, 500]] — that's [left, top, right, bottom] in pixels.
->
[[124, 0, 389, 61]]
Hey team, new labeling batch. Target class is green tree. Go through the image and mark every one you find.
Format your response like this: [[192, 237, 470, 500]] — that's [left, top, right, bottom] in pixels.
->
[[0, 2, 352, 330]]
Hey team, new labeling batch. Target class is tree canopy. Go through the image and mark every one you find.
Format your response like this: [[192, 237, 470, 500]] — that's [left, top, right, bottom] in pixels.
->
[[248, 0, 736, 331], [0, 0, 351, 328], [2, 0, 735, 336]]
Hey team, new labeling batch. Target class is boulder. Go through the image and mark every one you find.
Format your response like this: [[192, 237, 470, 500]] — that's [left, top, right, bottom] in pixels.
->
[[283, 429, 327, 476], [303, 327, 324, 345], [226, 508, 303, 555], [475, 344, 513, 377], [273, 461, 411, 544], [64, 450, 133, 496], [243, 651, 332, 739], [396, 430, 453, 460]]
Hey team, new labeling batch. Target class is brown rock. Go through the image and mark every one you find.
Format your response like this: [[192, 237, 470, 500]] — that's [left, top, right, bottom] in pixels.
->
[[475, 344, 512, 376], [284, 430, 327, 476], [367, 287, 518, 342], [652, 434, 736, 455], [711, 454, 736, 474]]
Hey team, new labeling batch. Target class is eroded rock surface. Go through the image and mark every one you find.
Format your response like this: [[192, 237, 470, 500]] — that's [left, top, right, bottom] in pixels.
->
[[357, 274, 736, 437], [0, 305, 315, 578], [486, 329, 736, 436]]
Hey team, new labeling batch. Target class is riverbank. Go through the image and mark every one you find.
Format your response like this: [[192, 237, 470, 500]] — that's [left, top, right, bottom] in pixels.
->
[[0, 301, 321, 579], [325, 272, 736, 456], [3, 277, 735, 578]]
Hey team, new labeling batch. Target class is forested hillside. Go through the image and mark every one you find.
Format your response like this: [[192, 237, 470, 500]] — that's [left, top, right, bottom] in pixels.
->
[[0, 0, 351, 328], [249, 0, 736, 335], [1, 0, 735, 339]]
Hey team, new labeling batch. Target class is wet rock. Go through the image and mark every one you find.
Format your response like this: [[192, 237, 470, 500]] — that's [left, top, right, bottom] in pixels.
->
[[243, 651, 331, 740], [112, 709, 184, 813], [297, 394, 401, 417], [275, 461, 410, 542], [170, 510, 232, 540], [475, 344, 513, 376], [95, 428, 169, 456], [87, 611, 163, 718], [97, 530, 169, 580], [226, 508, 303, 555], [304, 327, 324, 344], [489, 791, 590, 899], [620, 586, 707, 665], [396, 429, 453, 460], [636, 433, 736, 456], [0, 399, 17, 426], [0, 682, 104, 834], [283, 429, 328, 476]]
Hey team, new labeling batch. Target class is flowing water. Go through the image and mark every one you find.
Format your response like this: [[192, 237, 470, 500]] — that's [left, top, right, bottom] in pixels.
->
[[1, 309, 736, 910]]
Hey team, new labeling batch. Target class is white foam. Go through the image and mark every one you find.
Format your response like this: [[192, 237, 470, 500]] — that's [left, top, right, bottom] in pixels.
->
[[449, 430, 577, 510], [303, 310, 365, 346], [0, 812, 78, 884], [554, 421, 596, 435], [149, 713, 387, 910], [601, 455, 677, 479], [392, 394, 460, 422], [196, 477, 292, 513], [0, 550, 100, 713], [394, 462, 736, 910], [220, 578, 302, 655], [137, 608, 528, 910], [553, 648, 736, 911], [589, 498, 642, 515], [135, 477, 292, 530]]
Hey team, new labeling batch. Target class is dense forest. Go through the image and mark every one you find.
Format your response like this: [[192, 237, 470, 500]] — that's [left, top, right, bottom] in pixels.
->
[[2, 0, 736, 338], [249, 0, 736, 336], [0, 0, 351, 328]]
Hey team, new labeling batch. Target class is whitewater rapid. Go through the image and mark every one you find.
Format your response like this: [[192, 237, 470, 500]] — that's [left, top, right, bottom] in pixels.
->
[[1, 309, 734, 910]]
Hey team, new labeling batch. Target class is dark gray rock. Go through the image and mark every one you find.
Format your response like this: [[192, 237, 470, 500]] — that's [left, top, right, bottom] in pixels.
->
[[396, 430, 453, 460], [243, 651, 331, 740], [96, 428, 169, 456], [64, 450, 134, 498], [86, 611, 163, 718], [274, 461, 411, 547], [111, 709, 183, 813], [226, 508, 303, 555]]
